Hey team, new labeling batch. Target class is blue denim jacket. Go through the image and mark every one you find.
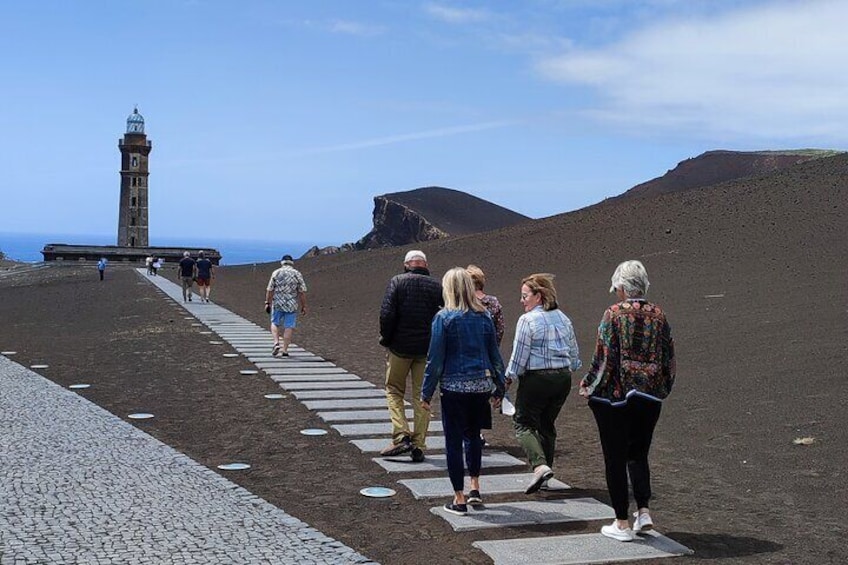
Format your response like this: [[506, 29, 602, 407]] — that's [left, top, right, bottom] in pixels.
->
[[421, 309, 506, 402]]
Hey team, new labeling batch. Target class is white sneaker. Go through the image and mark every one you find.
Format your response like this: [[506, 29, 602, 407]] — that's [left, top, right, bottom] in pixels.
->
[[525, 465, 554, 494], [632, 511, 653, 533], [601, 521, 635, 542]]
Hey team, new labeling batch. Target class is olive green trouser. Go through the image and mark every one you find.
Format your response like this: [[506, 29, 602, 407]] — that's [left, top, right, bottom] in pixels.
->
[[385, 351, 430, 449], [513, 368, 571, 469]]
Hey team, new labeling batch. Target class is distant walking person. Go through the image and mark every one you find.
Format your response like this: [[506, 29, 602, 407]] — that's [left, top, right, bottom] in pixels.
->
[[265, 254, 307, 357], [195, 251, 214, 303], [97, 257, 107, 281], [421, 267, 506, 515], [579, 260, 675, 542], [145, 255, 154, 275], [152, 257, 161, 276], [178, 251, 197, 302], [379, 250, 443, 462], [505, 273, 581, 494]]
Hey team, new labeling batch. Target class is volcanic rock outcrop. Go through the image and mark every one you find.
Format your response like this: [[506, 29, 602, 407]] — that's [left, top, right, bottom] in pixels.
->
[[303, 186, 528, 257]]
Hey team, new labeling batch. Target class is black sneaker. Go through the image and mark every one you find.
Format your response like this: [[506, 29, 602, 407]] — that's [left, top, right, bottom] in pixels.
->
[[380, 437, 412, 457], [443, 502, 468, 516], [411, 448, 425, 462], [467, 490, 482, 505]]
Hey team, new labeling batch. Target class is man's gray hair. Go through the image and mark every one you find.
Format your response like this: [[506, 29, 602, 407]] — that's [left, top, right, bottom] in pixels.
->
[[609, 260, 650, 297]]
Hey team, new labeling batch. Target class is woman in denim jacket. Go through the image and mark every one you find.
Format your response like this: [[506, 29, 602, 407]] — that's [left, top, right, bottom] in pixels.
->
[[421, 268, 506, 516]]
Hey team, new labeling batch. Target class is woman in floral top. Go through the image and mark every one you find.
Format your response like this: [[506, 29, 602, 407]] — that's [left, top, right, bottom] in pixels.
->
[[579, 260, 675, 542], [466, 265, 505, 345]]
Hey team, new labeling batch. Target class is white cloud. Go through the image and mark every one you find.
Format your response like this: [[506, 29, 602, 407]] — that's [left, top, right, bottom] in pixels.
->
[[327, 19, 385, 37], [302, 120, 519, 154], [423, 2, 491, 24], [535, 0, 848, 143]]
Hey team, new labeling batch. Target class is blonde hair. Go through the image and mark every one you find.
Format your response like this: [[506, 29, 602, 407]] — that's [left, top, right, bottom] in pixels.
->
[[465, 264, 486, 291], [521, 273, 558, 311], [442, 267, 486, 312]]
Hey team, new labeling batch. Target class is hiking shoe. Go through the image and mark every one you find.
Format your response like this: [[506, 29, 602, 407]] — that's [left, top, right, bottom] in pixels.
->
[[632, 511, 653, 533], [443, 502, 468, 516], [525, 464, 554, 494], [410, 448, 425, 462], [467, 490, 482, 505], [272, 344, 281, 356], [380, 437, 412, 457], [601, 521, 635, 542]]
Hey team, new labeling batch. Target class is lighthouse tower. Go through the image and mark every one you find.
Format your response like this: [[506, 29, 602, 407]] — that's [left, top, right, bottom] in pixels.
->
[[117, 107, 152, 247]]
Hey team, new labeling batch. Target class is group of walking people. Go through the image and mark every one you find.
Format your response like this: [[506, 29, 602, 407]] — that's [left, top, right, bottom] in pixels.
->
[[377, 250, 676, 542]]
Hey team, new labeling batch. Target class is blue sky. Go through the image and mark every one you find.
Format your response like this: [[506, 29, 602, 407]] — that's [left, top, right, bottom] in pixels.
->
[[1, 0, 844, 245]]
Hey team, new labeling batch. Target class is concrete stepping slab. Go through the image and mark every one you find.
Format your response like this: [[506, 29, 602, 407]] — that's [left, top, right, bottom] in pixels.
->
[[472, 530, 693, 564], [317, 409, 411, 422], [399, 473, 570, 499], [246, 357, 326, 364], [303, 398, 400, 410], [333, 421, 443, 437], [292, 388, 386, 399], [262, 367, 348, 375], [433, 498, 614, 532], [247, 356, 326, 363], [373, 451, 521, 473], [256, 362, 337, 369], [351, 436, 446, 453], [278, 381, 376, 390], [269, 374, 361, 383]]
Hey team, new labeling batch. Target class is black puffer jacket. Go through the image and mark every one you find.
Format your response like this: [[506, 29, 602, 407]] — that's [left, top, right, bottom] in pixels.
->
[[379, 267, 443, 356]]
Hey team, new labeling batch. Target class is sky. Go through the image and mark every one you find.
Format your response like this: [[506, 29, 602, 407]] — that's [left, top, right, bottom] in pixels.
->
[[1, 0, 845, 246]]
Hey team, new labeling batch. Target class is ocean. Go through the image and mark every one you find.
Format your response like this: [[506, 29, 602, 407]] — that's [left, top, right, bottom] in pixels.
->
[[0, 232, 333, 266]]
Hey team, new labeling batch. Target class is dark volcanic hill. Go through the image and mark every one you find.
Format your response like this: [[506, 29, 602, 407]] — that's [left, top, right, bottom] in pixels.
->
[[353, 186, 529, 249], [618, 149, 843, 200], [215, 152, 848, 564]]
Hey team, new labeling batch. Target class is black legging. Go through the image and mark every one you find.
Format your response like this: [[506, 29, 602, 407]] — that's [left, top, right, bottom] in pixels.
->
[[590, 395, 662, 520]]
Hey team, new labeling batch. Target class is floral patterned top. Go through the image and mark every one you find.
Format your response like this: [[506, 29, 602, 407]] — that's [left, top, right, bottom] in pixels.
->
[[479, 294, 505, 345], [581, 299, 675, 404]]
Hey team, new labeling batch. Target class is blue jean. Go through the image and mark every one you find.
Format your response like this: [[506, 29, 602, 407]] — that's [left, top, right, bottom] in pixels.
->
[[440, 390, 491, 491]]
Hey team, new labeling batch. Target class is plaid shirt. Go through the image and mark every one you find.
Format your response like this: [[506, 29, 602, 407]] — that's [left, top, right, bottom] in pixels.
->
[[506, 306, 581, 379], [266, 265, 307, 313]]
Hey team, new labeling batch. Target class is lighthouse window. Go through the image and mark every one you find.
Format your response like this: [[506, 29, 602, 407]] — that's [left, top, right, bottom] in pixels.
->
[[131, 156, 138, 168], [131, 197, 137, 207], [131, 177, 137, 187], [130, 217, 136, 226]]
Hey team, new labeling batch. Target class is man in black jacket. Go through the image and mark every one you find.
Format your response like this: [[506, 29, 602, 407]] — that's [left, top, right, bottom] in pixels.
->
[[379, 250, 443, 461]]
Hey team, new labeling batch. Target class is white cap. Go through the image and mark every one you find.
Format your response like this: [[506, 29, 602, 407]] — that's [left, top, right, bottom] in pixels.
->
[[404, 250, 427, 263]]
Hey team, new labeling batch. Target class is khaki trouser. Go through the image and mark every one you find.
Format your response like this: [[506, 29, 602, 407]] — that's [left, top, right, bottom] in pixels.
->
[[385, 351, 430, 449]]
